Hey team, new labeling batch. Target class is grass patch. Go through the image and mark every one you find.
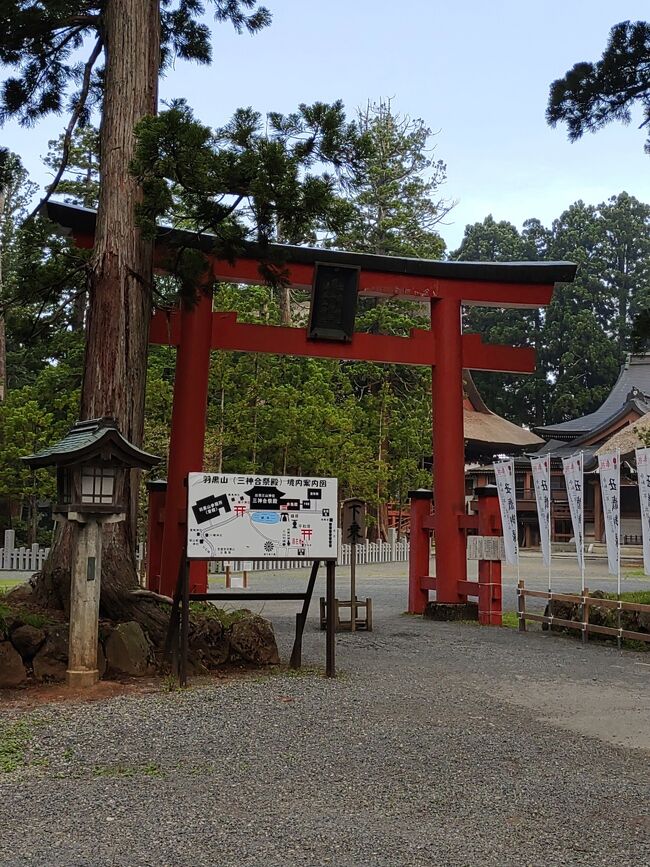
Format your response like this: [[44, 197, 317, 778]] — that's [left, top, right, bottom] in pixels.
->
[[93, 762, 164, 778], [0, 600, 53, 636], [0, 579, 23, 593], [501, 611, 537, 629], [0, 720, 34, 773], [190, 602, 249, 629], [161, 674, 180, 693], [603, 590, 650, 605]]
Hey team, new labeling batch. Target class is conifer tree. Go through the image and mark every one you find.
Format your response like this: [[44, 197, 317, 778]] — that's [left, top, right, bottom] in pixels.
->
[[0, 2, 274, 612], [547, 21, 650, 153]]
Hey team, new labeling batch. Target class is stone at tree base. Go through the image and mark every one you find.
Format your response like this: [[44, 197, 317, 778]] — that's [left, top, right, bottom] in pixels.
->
[[423, 602, 478, 622], [105, 621, 154, 676], [0, 641, 27, 687], [229, 614, 280, 665], [10, 624, 46, 662], [543, 599, 580, 631], [5, 583, 35, 605], [637, 610, 650, 633], [190, 618, 230, 669], [32, 625, 69, 681]]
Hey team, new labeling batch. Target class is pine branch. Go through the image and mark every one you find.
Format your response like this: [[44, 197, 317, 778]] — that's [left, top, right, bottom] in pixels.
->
[[29, 36, 103, 219]]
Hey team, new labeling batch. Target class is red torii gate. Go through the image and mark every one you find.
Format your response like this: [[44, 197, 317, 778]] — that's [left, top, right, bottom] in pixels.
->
[[46, 202, 576, 614]]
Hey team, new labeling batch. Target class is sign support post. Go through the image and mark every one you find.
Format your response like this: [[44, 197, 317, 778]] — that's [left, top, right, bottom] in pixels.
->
[[326, 560, 336, 677]]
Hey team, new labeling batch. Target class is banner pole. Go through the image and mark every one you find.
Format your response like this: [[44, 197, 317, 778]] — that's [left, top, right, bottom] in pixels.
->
[[617, 448, 622, 649], [580, 450, 585, 595], [617, 447, 622, 599], [547, 453, 553, 594]]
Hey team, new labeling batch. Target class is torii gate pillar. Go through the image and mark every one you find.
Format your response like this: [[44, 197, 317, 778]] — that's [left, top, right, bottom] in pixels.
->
[[430, 296, 466, 604], [157, 288, 213, 595]]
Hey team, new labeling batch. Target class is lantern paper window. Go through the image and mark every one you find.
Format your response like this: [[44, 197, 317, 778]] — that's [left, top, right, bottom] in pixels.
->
[[81, 465, 115, 504]]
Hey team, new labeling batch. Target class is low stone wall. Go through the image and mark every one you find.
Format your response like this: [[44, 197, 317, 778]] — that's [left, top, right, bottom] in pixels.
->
[[0, 591, 280, 688]]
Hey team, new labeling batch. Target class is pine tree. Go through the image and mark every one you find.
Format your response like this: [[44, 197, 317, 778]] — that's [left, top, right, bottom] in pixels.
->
[[335, 99, 451, 258], [44, 125, 101, 209], [453, 216, 551, 426], [0, 1, 273, 614], [547, 21, 650, 153]]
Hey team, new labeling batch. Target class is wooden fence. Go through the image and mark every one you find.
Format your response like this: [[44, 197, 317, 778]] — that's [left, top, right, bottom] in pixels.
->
[[2, 530, 409, 574], [517, 580, 650, 645], [205, 530, 410, 574], [0, 530, 50, 573]]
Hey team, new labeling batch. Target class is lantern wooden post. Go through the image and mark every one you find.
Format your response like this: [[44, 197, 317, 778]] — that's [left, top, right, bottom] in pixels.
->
[[23, 419, 160, 688]]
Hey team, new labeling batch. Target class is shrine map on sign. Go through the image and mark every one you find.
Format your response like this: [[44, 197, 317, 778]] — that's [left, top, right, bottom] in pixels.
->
[[186, 473, 338, 560]]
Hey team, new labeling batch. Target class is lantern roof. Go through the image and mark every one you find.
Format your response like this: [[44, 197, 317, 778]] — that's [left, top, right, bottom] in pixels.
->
[[22, 418, 161, 470]]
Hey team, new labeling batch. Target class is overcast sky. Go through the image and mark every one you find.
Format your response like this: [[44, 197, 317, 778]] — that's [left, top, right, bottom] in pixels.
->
[[2, 1, 649, 252]]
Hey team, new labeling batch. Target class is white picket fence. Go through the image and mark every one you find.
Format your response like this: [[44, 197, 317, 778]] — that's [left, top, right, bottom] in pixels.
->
[[205, 529, 409, 573], [3, 529, 409, 574], [0, 530, 50, 573]]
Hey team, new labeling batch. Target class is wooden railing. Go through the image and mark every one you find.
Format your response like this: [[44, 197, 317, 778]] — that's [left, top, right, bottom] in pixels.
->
[[517, 581, 650, 645]]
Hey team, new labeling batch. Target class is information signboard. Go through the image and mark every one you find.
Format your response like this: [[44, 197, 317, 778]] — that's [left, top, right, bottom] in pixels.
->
[[187, 473, 338, 560]]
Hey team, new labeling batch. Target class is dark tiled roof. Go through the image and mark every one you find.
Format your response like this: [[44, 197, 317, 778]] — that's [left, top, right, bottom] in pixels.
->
[[535, 354, 650, 439]]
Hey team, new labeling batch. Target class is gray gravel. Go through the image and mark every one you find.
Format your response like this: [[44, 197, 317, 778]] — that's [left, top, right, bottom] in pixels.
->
[[1, 555, 649, 866]]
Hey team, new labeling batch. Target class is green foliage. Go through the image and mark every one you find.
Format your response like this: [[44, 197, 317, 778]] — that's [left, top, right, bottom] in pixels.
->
[[44, 125, 100, 208], [456, 194, 650, 427], [334, 99, 449, 258], [0, 720, 33, 773], [0, 2, 271, 126], [547, 21, 650, 153], [131, 99, 366, 293], [606, 590, 650, 605]]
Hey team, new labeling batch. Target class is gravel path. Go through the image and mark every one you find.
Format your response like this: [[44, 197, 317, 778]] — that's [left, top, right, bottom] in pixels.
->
[[1, 556, 649, 866]]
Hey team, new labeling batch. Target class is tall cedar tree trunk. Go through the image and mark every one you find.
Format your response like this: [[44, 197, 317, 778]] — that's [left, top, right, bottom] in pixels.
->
[[36, 0, 160, 621], [0, 185, 6, 402]]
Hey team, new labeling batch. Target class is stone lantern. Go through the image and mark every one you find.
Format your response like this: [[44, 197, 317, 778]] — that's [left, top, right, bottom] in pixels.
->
[[23, 418, 160, 687]]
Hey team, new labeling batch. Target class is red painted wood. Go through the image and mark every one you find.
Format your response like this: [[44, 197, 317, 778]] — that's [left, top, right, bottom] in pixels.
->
[[477, 490, 503, 625], [431, 297, 467, 604], [149, 310, 535, 374], [408, 494, 433, 614], [158, 289, 213, 597], [145, 487, 165, 591], [150, 308, 181, 346], [462, 334, 535, 374]]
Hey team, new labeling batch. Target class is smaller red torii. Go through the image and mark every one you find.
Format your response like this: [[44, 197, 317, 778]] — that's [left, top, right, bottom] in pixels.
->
[[45, 201, 576, 614]]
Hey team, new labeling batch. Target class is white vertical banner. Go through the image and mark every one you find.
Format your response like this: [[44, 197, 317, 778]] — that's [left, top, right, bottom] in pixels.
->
[[562, 453, 584, 577], [635, 447, 650, 576], [530, 455, 551, 568], [598, 451, 620, 578], [493, 458, 519, 566]]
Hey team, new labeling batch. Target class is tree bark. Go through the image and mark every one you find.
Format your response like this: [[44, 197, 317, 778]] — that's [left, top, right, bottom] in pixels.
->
[[37, 0, 160, 618], [0, 186, 6, 403], [279, 284, 292, 326]]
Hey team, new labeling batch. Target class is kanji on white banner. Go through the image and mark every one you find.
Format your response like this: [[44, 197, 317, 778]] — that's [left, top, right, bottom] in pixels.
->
[[530, 455, 551, 568], [493, 458, 519, 566], [598, 451, 620, 578], [635, 447, 650, 577], [562, 453, 584, 577]]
